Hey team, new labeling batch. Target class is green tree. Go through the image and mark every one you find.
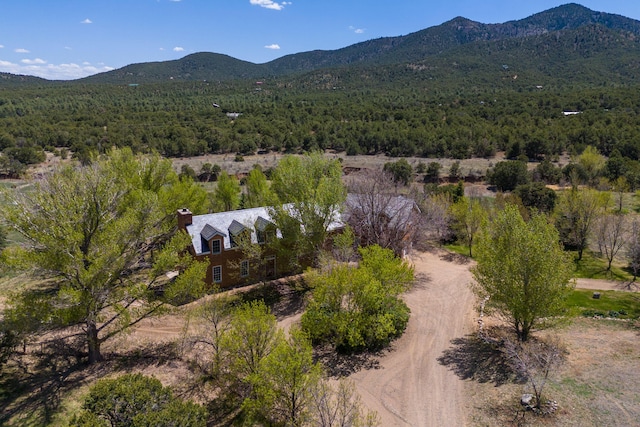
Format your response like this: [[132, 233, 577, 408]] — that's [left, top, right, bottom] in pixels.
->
[[242, 166, 273, 208], [514, 182, 557, 214], [213, 171, 241, 212], [71, 373, 207, 427], [223, 300, 283, 380], [269, 153, 346, 270], [488, 160, 529, 192], [2, 148, 208, 363], [450, 197, 487, 257], [472, 205, 574, 341], [449, 161, 462, 182], [245, 327, 323, 427], [383, 158, 412, 185], [424, 161, 442, 183], [577, 145, 605, 187], [301, 245, 413, 352]]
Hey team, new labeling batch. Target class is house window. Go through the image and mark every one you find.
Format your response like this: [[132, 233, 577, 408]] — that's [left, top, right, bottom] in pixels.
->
[[212, 265, 222, 283], [211, 239, 221, 254], [257, 230, 266, 244], [241, 260, 249, 277]]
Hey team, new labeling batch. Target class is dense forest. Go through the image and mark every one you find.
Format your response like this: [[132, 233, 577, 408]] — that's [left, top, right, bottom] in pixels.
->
[[2, 77, 640, 172]]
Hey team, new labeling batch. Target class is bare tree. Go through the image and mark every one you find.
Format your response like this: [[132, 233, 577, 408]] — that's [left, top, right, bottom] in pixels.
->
[[503, 337, 566, 412], [310, 378, 379, 427], [344, 170, 421, 256], [594, 213, 627, 272], [414, 191, 453, 243]]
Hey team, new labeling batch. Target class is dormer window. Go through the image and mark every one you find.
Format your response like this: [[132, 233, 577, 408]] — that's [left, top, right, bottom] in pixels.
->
[[228, 220, 247, 248], [255, 216, 275, 245], [200, 223, 225, 255]]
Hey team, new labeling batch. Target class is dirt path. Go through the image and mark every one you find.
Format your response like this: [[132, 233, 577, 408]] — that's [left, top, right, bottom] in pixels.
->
[[575, 278, 639, 292], [348, 250, 476, 427]]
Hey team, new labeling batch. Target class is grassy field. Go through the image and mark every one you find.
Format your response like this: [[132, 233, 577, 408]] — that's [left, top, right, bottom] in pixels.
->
[[567, 289, 640, 319], [571, 251, 633, 282]]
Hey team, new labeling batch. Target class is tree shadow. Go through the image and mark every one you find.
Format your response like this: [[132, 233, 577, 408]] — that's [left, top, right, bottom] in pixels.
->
[[411, 271, 432, 291], [313, 344, 384, 378], [235, 278, 310, 320], [0, 336, 194, 426], [439, 251, 471, 264], [0, 336, 109, 426], [437, 334, 519, 386]]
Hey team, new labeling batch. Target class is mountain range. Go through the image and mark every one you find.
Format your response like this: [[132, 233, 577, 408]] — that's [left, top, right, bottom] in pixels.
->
[[2, 2, 640, 88], [69, 3, 640, 86]]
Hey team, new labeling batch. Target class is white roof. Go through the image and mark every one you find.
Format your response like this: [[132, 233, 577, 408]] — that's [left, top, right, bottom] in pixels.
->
[[186, 204, 344, 255]]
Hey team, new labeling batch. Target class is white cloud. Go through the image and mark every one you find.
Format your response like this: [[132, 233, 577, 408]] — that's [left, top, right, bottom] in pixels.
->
[[250, 0, 289, 11], [15, 48, 30, 53], [173, 46, 184, 52], [21, 58, 47, 65], [264, 44, 281, 50], [0, 59, 114, 80], [65, 46, 72, 50], [0, 45, 4, 49], [81, 18, 93, 24], [349, 26, 365, 34]]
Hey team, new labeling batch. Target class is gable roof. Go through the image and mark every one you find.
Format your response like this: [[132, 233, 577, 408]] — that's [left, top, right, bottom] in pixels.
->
[[255, 215, 274, 232], [200, 223, 226, 241], [228, 219, 247, 236], [186, 206, 281, 254], [185, 204, 344, 255]]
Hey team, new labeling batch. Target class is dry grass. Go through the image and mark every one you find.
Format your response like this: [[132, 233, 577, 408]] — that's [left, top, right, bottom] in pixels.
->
[[170, 151, 500, 178], [463, 318, 640, 427]]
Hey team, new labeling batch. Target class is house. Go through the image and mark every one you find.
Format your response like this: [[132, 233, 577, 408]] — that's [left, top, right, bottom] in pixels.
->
[[178, 204, 343, 288], [178, 207, 278, 288]]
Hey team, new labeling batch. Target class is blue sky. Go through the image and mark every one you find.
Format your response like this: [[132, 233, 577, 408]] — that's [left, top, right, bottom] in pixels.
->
[[1, 0, 639, 80]]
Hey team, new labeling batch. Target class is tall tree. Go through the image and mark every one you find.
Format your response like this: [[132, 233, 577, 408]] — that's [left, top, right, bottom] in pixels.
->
[[269, 153, 346, 270], [223, 300, 283, 380], [213, 171, 241, 212], [554, 188, 607, 260], [242, 166, 273, 208], [2, 148, 208, 363], [450, 196, 487, 257], [577, 145, 605, 187], [472, 205, 574, 341], [245, 327, 323, 427]]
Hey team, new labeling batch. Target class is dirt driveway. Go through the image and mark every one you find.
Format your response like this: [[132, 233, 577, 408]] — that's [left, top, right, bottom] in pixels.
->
[[348, 249, 477, 426]]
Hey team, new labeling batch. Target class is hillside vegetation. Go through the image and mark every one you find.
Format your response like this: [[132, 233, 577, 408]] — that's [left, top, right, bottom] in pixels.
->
[[2, 3, 640, 176]]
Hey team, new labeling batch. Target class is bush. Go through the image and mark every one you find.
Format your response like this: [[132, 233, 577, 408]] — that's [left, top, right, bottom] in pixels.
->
[[71, 373, 207, 427], [301, 245, 413, 352]]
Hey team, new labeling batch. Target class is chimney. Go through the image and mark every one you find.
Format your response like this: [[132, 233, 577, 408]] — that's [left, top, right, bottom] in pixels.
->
[[177, 208, 193, 229]]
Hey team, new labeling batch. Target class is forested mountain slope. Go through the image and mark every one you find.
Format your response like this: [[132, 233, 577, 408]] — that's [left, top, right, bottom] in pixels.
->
[[72, 3, 640, 84]]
